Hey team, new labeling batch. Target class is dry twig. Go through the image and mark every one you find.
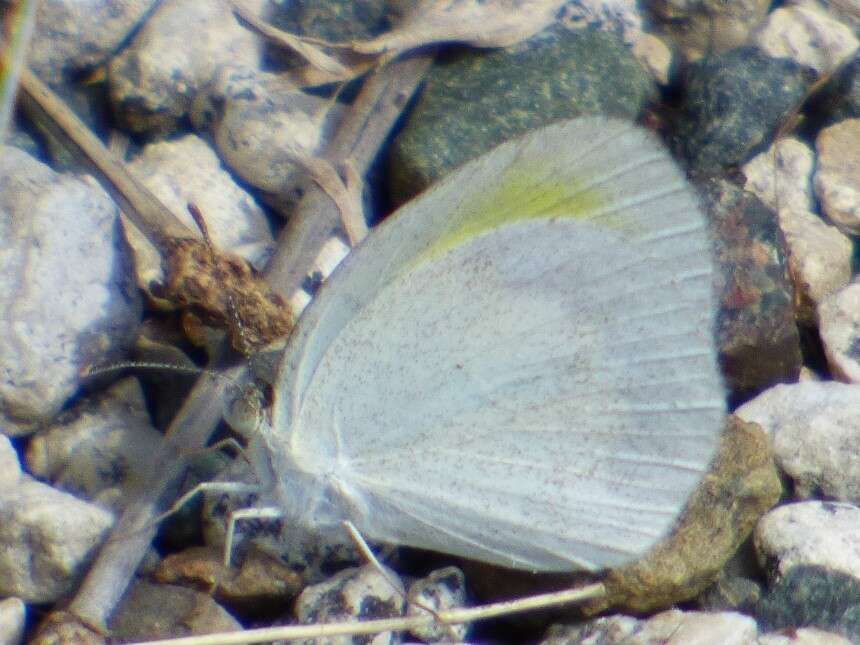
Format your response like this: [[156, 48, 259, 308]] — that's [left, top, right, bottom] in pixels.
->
[[0, 0, 37, 138], [139, 583, 606, 645]]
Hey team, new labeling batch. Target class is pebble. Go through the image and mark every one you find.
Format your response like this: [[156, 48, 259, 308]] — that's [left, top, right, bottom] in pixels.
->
[[153, 546, 303, 616], [736, 381, 860, 502], [645, 0, 771, 61], [0, 597, 26, 645], [25, 377, 163, 511], [109, 580, 242, 642], [542, 606, 856, 643], [0, 437, 114, 603], [755, 3, 859, 76], [201, 452, 361, 582], [388, 25, 655, 202], [28, 0, 156, 83], [294, 565, 405, 645], [194, 65, 343, 196], [756, 563, 860, 641], [541, 609, 759, 644], [819, 281, 860, 383], [581, 416, 781, 615], [758, 627, 854, 645], [406, 567, 469, 643], [815, 119, 860, 234], [108, 0, 266, 134], [755, 501, 860, 580], [743, 137, 853, 324], [560, 0, 672, 84], [0, 146, 141, 435], [705, 177, 802, 400], [676, 47, 811, 175]]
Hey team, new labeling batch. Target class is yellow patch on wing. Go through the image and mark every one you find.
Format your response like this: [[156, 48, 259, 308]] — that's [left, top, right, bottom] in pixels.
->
[[422, 164, 610, 261]]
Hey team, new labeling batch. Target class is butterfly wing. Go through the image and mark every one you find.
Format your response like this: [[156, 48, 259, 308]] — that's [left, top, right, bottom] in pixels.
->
[[268, 117, 725, 571]]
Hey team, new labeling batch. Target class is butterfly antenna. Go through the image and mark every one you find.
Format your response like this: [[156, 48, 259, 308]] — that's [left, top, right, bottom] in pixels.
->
[[80, 360, 206, 379]]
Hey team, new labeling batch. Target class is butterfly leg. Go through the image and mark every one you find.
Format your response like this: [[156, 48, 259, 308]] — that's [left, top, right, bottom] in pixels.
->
[[342, 520, 458, 639], [153, 480, 259, 527], [224, 506, 284, 567]]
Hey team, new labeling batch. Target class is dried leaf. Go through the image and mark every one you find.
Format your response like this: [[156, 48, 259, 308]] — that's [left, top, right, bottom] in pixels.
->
[[162, 237, 295, 354], [353, 0, 567, 54], [288, 153, 368, 246], [230, 0, 565, 86], [230, 0, 352, 77]]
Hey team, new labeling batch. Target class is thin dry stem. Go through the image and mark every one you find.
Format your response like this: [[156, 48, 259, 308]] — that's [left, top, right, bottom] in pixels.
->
[[229, 0, 351, 78], [67, 361, 243, 631], [17, 67, 194, 248], [0, 0, 37, 138], [131, 583, 606, 645]]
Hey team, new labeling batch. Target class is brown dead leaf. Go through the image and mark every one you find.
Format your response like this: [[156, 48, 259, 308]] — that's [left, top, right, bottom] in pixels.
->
[[230, 0, 352, 77], [161, 236, 294, 355], [231, 0, 565, 86], [353, 0, 567, 53]]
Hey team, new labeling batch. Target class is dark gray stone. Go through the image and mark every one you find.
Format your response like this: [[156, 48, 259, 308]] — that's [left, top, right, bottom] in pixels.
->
[[756, 565, 860, 642], [388, 26, 657, 204], [676, 47, 813, 175]]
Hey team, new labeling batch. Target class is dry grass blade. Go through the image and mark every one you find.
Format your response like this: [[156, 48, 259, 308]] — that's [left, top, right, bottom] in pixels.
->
[[130, 583, 606, 645], [0, 0, 37, 138], [285, 152, 368, 245], [18, 67, 194, 247], [66, 363, 242, 634], [229, 0, 351, 78], [230, 0, 566, 86], [353, 0, 568, 53]]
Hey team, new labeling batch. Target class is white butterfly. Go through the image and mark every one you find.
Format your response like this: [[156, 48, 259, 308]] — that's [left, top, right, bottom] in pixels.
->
[[240, 116, 725, 572]]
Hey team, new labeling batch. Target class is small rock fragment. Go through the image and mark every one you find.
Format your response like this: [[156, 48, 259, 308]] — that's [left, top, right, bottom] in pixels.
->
[[407, 567, 469, 642], [0, 146, 141, 435], [755, 4, 859, 76], [295, 565, 405, 644], [815, 119, 860, 234], [154, 546, 303, 614], [25, 377, 163, 511], [756, 564, 860, 643], [123, 133, 274, 291], [676, 47, 811, 175], [743, 137, 853, 324], [819, 282, 860, 383], [28, 0, 156, 83], [109, 0, 266, 134], [0, 436, 114, 603], [109, 580, 241, 642], [759, 627, 854, 645], [196, 66, 342, 196], [644, 0, 770, 61], [0, 597, 26, 645], [736, 381, 860, 502], [541, 609, 759, 644], [756, 501, 860, 580], [705, 178, 802, 400], [582, 416, 781, 615]]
